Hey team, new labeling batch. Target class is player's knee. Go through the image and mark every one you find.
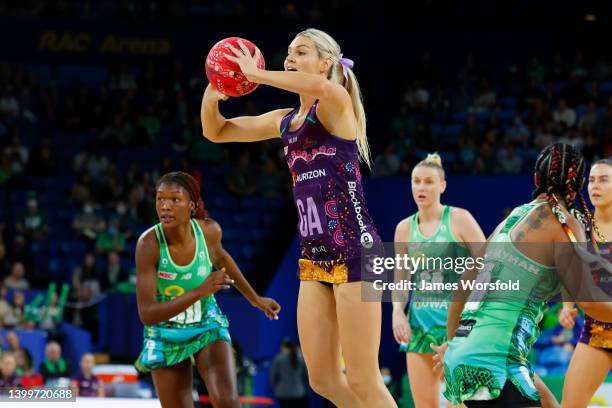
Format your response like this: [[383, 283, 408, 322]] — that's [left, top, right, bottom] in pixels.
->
[[345, 372, 370, 400], [308, 375, 335, 398], [209, 391, 240, 408]]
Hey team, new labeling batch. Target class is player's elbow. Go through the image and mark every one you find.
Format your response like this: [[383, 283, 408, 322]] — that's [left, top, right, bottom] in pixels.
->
[[138, 308, 159, 326], [202, 127, 220, 143]]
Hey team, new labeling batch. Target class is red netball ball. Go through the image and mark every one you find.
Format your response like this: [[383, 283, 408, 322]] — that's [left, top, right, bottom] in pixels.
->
[[205, 37, 265, 97]]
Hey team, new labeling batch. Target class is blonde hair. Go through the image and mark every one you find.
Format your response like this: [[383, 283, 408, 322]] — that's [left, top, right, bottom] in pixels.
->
[[415, 153, 445, 179], [296, 28, 372, 168]]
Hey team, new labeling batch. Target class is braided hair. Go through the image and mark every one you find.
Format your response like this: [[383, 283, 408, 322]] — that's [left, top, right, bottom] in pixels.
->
[[157, 171, 208, 219], [532, 143, 587, 241]]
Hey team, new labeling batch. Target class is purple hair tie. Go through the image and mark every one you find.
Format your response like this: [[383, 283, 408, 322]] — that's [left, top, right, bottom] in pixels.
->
[[339, 53, 354, 79]]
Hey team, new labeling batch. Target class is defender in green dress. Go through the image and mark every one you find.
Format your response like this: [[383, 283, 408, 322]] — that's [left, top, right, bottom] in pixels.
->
[[433, 143, 612, 407], [392, 153, 485, 408], [136, 171, 281, 408]]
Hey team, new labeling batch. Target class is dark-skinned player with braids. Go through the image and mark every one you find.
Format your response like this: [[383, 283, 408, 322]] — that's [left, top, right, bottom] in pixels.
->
[[135, 172, 281, 408], [431, 143, 612, 408]]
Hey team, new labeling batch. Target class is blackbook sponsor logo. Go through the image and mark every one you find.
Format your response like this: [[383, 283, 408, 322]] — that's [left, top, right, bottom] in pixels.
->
[[347, 181, 373, 248]]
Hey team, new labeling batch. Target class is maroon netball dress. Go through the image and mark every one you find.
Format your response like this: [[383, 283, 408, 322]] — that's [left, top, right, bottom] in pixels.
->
[[280, 101, 382, 284]]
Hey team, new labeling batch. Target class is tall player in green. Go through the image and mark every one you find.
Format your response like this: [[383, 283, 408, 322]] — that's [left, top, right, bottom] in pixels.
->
[[392, 153, 486, 407], [433, 143, 612, 407], [136, 172, 281, 408]]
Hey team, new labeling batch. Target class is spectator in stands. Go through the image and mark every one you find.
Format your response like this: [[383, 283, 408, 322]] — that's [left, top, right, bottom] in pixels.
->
[[71, 353, 104, 397], [95, 218, 126, 255], [430, 85, 449, 112], [526, 57, 545, 84], [0, 87, 19, 119], [18, 351, 43, 388], [496, 143, 523, 174], [373, 145, 400, 177], [227, 150, 257, 196], [506, 114, 530, 147], [95, 164, 123, 205], [524, 78, 544, 106], [39, 341, 71, 384], [4, 331, 32, 363], [0, 353, 19, 387], [403, 80, 429, 111], [553, 98, 576, 128], [0, 151, 13, 188], [72, 253, 101, 302], [0, 283, 10, 324], [9, 234, 33, 274], [526, 98, 553, 130], [450, 85, 471, 112], [3, 133, 28, 174], [4, 291, 25, 328], [70, 173, 94, 206], [533, 122, 555, 150], [14, 348, 28, 377], [472, 78, 496, 111], [39, 292, 62, 333], [28, 136, 56, 176], [4, 262, 30, 290], [457, 136, 476, 172], [16, 195, 48, 241], [581, 127, 601, 162], [101, 251, 128, 291], [71, 253, 101, 338], [73, 149, 108, 181], [398, 145, 421, 176], [579, 100, 600, 130], [0, 243, 11, 278], [270, 338, 308, 408], [99, 113, 132, 148], [558, 125, 584, 151], [484, 112, 502, 139], [460, 115, 482, 144], [112, 201, 137, 240], [72, 201, 105, 244]]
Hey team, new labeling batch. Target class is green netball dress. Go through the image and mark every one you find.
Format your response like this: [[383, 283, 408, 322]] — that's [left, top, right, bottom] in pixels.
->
[[443, 202, 561, 404], [404, 205, 470, 353], [136, 219, 231, 370]]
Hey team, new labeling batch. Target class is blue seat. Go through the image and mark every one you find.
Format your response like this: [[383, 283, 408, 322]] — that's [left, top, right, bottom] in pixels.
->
[[600, 80, 612, 94], [60, 240, 87, 256], [574, 104, 587, 119], [451, 111, 468, 123]]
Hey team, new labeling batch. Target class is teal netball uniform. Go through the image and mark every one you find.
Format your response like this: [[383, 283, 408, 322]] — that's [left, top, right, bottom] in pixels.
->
[[404, 205, 470, 353], [136, 219, 231, 370], [443, 202, 561, 404]]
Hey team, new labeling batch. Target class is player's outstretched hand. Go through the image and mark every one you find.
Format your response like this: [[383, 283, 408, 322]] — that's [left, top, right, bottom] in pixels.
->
[[558, 305, 578, 329], [254, 296, 281, 321]]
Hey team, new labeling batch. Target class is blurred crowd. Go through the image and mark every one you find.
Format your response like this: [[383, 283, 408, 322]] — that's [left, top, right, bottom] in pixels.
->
[[373, 51, 612, 176]]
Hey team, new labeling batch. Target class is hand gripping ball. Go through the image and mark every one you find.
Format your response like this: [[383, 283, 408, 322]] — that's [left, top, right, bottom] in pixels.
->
[[205, 37, 265, 97]]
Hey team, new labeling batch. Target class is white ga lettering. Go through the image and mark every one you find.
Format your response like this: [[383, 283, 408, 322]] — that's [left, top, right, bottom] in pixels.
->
[[297, 197, 324, 237]]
